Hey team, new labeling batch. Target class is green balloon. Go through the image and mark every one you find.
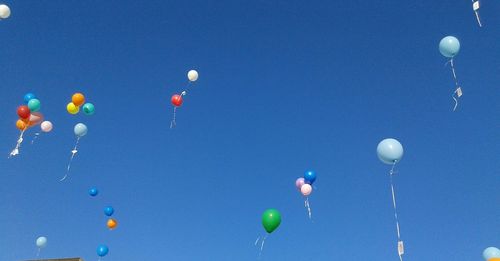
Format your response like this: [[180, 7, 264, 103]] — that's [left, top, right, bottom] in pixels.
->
[[83, 103, 95, 115], [262, 209, 281, 233], [27, 98, 41, 112]]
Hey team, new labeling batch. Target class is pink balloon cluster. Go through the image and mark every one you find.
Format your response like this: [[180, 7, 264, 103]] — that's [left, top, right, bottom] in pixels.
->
[[295, 177, 312, 196]]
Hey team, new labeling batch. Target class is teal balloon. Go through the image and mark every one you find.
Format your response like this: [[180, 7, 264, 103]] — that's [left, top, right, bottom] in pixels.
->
[[439, 36, 460, 58], [483, 247, 500, 260], [83, 103, 95, 115], [27, 99, 41, 112], [377, 138, 403, 165], [74, 123, 88, 137]]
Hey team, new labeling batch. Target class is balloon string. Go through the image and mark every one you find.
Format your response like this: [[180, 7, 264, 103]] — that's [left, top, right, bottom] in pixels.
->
[[448, 59, 462, 111], [9, 129, 26, 158], [62, 137, 80, 181], [389, 162, 404, 260], [31, 133, 40, 144], [36, 247, 40, 257], [472, 0, 482, 27], [170, 107, 177, 129], [305, 197, 312, 220]]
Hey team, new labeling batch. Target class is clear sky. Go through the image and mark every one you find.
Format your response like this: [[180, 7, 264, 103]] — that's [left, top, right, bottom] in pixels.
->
[[0, 0, 499, 260]]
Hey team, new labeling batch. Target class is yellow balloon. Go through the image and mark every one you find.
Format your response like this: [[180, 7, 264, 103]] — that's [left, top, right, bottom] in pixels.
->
[[67, 102, 79, 114]]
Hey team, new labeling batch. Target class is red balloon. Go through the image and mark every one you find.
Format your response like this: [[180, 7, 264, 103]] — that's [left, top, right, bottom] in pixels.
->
[[17, 105, 31, 119], [171, 94, 183, 107]]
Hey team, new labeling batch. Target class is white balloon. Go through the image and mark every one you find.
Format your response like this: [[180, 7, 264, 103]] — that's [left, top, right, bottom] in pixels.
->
[[187, 70, 199, 82], [36, 236, 47, 248], [300, 184, 312, 196], [0, 4, 11, 19], [41, 121, 53, 132]]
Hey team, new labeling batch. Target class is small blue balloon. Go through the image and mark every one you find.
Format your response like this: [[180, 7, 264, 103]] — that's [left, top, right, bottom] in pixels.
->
[[104, 206, 114, 216], [304, 170, 316, 185], [483, 247, 500, 260], [89, 188, 98, 197], [74, 123, 88, 137], [439, 36, 460, 58], [97, 245, 109, 257], [377, 138, 404, 165], [23, 93, 36, 104]]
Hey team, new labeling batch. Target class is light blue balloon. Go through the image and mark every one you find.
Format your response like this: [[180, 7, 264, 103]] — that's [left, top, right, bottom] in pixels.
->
[[439, 36, 460, 58], [377, 138, 404, 165], [483, 247, 500, 260], [24, 93, 36, 104], [74, 123, 88, 137], [27, 98, 41, 112], [82, 103, 95, 115]]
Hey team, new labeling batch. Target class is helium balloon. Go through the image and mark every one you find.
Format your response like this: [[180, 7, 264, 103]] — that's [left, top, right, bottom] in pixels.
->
[[28, 112, 44, 127], [171, 94, 183, 107], [104, 206, 114, 216], [24, 93, 36, 104], [295, 177, 305, 190], [17, 105, 30, 119], [304, 170, 316, 185], [0, 4, 11, 19], [262, 209, 281, 234], [36, 237, 47, 248], [67, 102, 79, 114], [40, 121, 53, 132], [439, 36, 460, 58], [483, 247, 500, 260], [72, 93, 85, 106], [74, 123, 88, 137], [377, 138, 404, 165], [89, 187, 98, 197], [489, 258, 500, 261], [16, 119, 28, 130], [301, 184, 312, 196], [107, 218, 117, 230], [27, 99, 41, 112], [82, 103, 95, 115], [187, 69, 199, 82], [97, 245, 109, 257]]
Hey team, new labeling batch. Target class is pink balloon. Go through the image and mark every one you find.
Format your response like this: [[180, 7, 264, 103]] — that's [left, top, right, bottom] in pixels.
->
[[41, 121, 53, 132], [28, 112, 44, 126], [295, 178, 305, 190], [301, 184, 312, 196]]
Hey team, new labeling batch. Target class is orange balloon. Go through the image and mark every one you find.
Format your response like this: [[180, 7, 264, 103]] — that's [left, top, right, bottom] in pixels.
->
[[489, 259, 500, 261], [16, 119, 28, 130], [72, 93, 85, 106], [107, 218, 117, 230]]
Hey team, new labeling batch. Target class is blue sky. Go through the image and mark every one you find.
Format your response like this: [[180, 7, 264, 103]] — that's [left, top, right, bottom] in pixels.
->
[[0, 0, 499, 260]]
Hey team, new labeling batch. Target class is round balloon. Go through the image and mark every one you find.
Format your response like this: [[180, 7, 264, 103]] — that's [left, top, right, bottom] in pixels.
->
[[301, 184, 312, 196], [40, 121, 53, 132], [188, 69, 199, 82], [107, 218, 117, 230], [16, 119, 28, 130], [377, 138, 404, 165], [104, 206, 114, 216], [17, 105, 31, 119], [0, 4, 11, 19], [67, 102, 79, 114], [171, 94, 183, 107], [36, 237, 47, 248], [89, 187, 98, 197], [72, 93, 85, 106], [262, 209, 281, 234], [489, 258, 500, 261], [439, 36, 460, 58], [304, 170, 316, 185], [27, 99, 41, 112], [97, 245, 109, 257], [74, 123, 88, 137], [295, 177, 305, 190], [23, 93, 36, 104], [483, 247, 500, 260], [82, 103, 95, 115]]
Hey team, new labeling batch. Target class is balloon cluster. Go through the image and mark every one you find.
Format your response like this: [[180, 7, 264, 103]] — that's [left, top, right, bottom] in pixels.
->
[[89, 187, 115, 258], [67, 92, 95, 115], [10, 93, 53, 157], [295, 171, 316, 219], [484, 247, 500, 261], [170, 69, 199, 128]]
